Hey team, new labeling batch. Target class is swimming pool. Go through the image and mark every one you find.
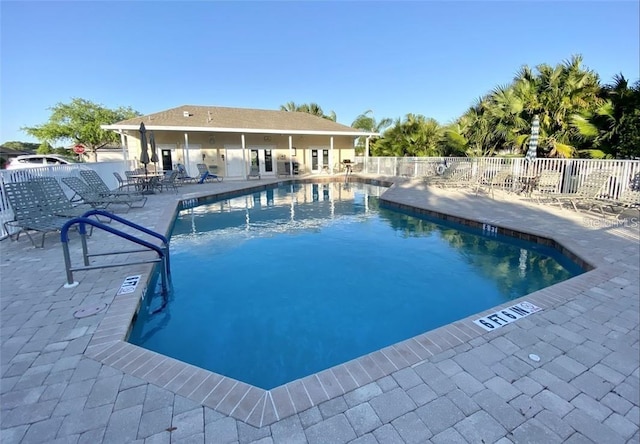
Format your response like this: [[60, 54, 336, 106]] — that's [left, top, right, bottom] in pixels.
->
[[129, 182, 584, 389]]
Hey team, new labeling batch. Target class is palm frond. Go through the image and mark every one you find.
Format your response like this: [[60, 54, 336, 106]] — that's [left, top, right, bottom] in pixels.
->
[[578, 149, 611, 159], [570, 114, 599, 138]]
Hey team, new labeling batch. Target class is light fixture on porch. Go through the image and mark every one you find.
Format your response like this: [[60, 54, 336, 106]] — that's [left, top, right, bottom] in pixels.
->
[[209, 136, 216, 144], [264, 136, 272, 142]]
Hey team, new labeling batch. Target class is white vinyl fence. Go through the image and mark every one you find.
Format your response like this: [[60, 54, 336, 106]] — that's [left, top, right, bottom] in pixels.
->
[[355, 157, 640, 197], [0, 161, 131, 239]]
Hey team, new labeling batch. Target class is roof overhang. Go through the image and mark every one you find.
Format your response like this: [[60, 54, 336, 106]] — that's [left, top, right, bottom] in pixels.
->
[[101, 124, 379, 138]]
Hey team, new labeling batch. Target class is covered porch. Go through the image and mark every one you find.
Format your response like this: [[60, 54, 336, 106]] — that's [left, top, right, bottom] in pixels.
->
[[102, 105, 377, 180]]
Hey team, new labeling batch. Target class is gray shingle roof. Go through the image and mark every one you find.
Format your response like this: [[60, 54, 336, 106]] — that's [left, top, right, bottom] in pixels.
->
[[109, 105, 370, 135]]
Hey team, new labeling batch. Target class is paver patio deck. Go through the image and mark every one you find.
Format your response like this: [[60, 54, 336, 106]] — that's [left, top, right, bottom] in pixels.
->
[[1, 176, 638, 443]]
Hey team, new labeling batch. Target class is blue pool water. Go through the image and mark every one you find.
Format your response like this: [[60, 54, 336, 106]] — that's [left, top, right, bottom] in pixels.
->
[[129, 182, 584, 389]]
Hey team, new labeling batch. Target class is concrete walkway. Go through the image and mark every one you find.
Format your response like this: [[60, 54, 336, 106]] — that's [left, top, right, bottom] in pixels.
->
[[1, 177, 638, 443]]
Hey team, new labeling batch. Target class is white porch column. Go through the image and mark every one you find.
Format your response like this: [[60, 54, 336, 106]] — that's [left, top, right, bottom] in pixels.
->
[[288, 136, 293, 176], [184, 133, 191, 176], [330, 136, 334, 174], [290, 184, 295, 221], [365, 135, 372, 173], [241, 134, 247, 180], [119, 131, 128, 167]]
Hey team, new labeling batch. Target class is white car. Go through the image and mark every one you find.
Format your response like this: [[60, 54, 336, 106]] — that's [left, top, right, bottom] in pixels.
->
[[6, 154, 76, 170]]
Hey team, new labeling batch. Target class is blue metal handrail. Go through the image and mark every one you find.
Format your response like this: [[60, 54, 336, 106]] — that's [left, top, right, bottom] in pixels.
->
[[60, 211, 170, 296], [77, 209, 171, 274], [78, 209, 169, 245]]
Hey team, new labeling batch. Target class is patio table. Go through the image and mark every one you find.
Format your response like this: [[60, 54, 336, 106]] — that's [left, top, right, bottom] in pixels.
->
[[128, 173, 164, 194], [517, 175, 539, 197]]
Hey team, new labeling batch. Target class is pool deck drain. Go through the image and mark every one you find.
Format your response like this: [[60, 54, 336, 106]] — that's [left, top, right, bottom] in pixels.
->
[[1, 177, 638, 443]]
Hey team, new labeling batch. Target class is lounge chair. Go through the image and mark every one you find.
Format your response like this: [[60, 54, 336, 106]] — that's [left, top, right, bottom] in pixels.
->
[[3, 181, 72, 248], [62, 176, 147, 212], [597, 190, 640, 219], [533, 170, 562, 203], [424, 163, 453, 185], [247, 164, 261, 180], [113, 171, 139, 191], [475, 168, 514, 198], [175, 163, 199, 184], [246, 164, 261, 180], [124, 170, 144, 190], [156, 170, 179, 193], [549, 170, 612, 213], [32, 177, 94, 218], [629, 172, 640, 191], [196, 163, 222, 183], [80, 169, 142, 197], [425, 162, 470, 188]]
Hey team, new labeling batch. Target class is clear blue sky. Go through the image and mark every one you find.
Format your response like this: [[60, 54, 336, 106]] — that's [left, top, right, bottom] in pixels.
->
[[1, 1, 639, 144]]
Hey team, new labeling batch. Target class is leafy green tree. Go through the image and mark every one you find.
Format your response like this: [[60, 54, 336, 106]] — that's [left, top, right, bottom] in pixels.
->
[[279, 102, 337, 121], [22, 98, 140, 162], [36, 141, 53, 154], [617, 112, 640, 159], [53, 147, 72, 156], [351, 110, 392, 155], [1, 141, 40, 151]]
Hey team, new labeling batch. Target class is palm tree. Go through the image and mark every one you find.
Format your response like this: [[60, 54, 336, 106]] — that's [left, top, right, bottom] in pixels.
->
[[527, 55, 602, 157], [370, 118, 405, 157], [401, 114, 443, 156], [279, 102, 337, 121], [372, 114, 444, 157], [489, 55, 604, 158], [572, 74, 640, 158], [351, 110, 392, 154], [457, 98, 495, 157], [441, 123, 469, 156], [351, 110, 393, 133], [484, 85, 529, 153], [279, 101, 300, 113]]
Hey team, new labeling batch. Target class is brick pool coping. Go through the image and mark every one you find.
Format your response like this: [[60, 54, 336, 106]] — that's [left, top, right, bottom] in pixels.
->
[[81, 177, 612, 428]]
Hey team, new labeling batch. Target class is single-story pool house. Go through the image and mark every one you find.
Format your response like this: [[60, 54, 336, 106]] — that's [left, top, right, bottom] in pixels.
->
[[102, 105, 378, 180]]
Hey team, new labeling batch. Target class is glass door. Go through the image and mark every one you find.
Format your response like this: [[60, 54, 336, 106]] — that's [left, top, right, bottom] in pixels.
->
[[264, 149, 273, 174], [161, 150, 172, 171], [250, 150, 260, 177]]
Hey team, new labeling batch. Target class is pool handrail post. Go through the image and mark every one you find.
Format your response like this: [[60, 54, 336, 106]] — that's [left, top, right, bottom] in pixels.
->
[[80, 222, 90, 266], [60, 214, 170, 295], [61, 237, 78, 288]]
